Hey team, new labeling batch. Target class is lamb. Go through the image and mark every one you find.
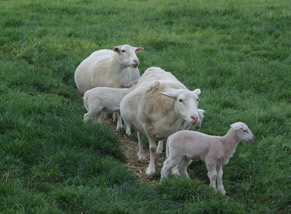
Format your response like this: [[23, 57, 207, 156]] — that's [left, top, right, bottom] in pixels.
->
[[156, 109, 205, 154], [120, 67, 201, 176], [160, 122, 254, 195], [74, 44, 143, 94], [83, 81, 137, 132]]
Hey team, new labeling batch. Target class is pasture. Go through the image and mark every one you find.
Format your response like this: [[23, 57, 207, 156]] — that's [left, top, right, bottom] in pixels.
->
[[0, 0, 290, 213]]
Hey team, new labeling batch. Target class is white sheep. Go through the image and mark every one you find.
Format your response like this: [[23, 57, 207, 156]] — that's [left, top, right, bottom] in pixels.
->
[[120, 67, 201, 176], [160, 122, 254, 195], [83, 81, 137, 132], [74, 44, 143, 94]]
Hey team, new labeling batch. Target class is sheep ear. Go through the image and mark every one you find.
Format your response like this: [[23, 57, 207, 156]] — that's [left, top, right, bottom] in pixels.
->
[[193, 88, 201, 96], [122, 79, 138, 88], [231, 123, 242, 130], [113, 46, 120, 53], [159, 91, 179, 99], [135, 47, 144, 53], [198, 109, 205, 114]]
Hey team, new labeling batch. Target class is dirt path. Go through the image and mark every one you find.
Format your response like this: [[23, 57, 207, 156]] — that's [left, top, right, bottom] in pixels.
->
[[104, 119, 166, 184]]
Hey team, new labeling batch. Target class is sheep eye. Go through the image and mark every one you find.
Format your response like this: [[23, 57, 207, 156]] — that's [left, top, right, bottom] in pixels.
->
[[121, 49, 126, 53], [243, 129, 248, 133], [179, 99, 183, 103]]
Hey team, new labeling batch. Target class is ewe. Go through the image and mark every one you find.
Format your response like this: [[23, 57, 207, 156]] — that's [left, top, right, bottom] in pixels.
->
[[161, 122, 254, 195], [74, 44, 143, 94], [83, 81, 137, 132], [120, 67, 201, 176]]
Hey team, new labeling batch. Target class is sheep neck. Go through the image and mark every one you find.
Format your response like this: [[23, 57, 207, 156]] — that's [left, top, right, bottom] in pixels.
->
[[111, 54, 128, 71], [222, 128, 240, 160]]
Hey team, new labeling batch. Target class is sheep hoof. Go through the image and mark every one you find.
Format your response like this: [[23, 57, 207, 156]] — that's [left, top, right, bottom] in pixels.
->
[[146, 168, 155, 177], [116, 126, 123, 132], [137, 153, 147, 163], [218, 189, 226, 196], [125, 131, 131, 136]]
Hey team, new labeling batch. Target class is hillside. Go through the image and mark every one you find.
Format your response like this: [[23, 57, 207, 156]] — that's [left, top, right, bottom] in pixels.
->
[[0, 0, 290, 213]]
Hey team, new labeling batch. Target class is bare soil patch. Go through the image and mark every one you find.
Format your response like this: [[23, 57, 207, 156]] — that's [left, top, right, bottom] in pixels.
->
[[104, 119, 166, 184]]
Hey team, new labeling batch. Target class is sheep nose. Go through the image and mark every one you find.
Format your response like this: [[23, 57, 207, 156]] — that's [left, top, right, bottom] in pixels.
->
[[133, 59, 139, 65], [195, 124, 200, 129], [191, 116, 198, 124]]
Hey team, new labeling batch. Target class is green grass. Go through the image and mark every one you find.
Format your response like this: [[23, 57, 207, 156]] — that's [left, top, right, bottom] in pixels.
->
[[0, 0, 290, 213]]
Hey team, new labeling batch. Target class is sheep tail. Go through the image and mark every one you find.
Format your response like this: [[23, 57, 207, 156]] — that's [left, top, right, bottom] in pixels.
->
[[83, 92, 89, 111]]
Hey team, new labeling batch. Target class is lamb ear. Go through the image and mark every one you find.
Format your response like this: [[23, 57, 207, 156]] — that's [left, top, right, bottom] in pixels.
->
[[135, 47, 144, 53], [193, 88, 201, 96], [231, 123, 242, 130], [159, 91, 180, 99], [113, 46, 120, 53]]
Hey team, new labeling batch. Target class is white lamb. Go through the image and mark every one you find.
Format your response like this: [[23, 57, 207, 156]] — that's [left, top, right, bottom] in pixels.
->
[[83, 81, 137, 132], [161, 122, 254, 195], [120, 67, 201, 176], [74, 44, 143, 94]]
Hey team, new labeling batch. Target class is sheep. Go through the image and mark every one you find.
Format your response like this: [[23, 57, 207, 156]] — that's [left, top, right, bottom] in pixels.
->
[[156, 109, 205, 154], [160, 122, 254, 195], [74, 44, 144, 94], [83, 80, 137, 132], [120, 67, 201, 176]]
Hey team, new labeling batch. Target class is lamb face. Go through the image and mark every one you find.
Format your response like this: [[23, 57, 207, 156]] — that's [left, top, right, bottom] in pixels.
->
[[231, 122, 254, 142], [160, 88, 201, 125], [113, 45, 144, 68]]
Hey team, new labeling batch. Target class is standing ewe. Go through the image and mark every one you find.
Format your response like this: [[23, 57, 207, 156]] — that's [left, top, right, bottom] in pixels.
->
[[160, 122, 254, 195], [83, 81, 137, 132], [120, 67, 201, 176], [74, 44, 143, 94]]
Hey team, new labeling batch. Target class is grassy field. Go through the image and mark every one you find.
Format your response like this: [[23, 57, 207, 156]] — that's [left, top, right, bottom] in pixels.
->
[[0, 0, 290, 213]]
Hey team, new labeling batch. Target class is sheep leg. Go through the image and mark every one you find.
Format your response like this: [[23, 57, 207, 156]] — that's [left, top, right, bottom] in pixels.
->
[[137, 131, 146, 162], [84, 111, 101, 122], [146, 136, 157, 176], [160, 158, 177, 181], [178, 158, 192, 178], [124, 121, 132, 136], [83, 112, 91, 121], [156, 140, 164, 154], [171, 166, 180, 176], [216, 165, 226, 195], [115, 112, 124, 131], [112, 112, 117, 122], [95, 112, 103, 123], [86, 103, 103, 123], [206, 163, 217, 189]]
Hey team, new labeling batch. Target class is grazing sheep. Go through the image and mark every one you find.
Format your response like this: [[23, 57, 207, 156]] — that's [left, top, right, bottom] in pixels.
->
[[83, 81, 137, 131], [120, 67, 201, 176], [74, 44, 143, 94], [160, 122, 254, 195], [156, 109, 205, 154]]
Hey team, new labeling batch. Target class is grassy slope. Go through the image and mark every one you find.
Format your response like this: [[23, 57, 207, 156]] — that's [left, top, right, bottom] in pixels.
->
[[0, 0, 290, 213]]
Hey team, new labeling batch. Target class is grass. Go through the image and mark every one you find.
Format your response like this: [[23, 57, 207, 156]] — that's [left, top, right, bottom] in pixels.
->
[[0, 0, 290, 213]]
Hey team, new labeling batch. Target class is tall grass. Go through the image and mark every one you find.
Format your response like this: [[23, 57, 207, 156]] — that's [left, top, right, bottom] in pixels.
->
[[0, 0, 290, 213]]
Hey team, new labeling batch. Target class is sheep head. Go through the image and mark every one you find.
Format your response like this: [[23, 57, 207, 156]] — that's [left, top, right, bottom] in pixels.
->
[[160, 88, 201, 125], [113, 44, 144, 68]]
